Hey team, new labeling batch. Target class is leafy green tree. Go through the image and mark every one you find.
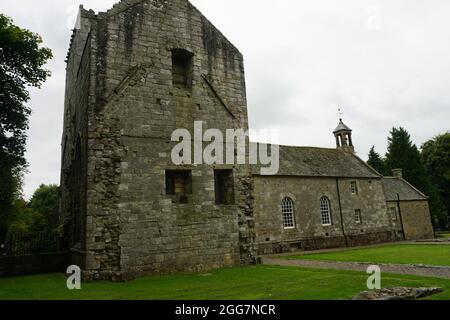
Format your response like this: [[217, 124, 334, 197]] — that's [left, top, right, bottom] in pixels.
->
[[385, 127, 447, 228], [7, 184, 59, 236], [422, 132, 450, 227], [0, 171, 23, 236], [28, 184, 60, 233], [0, 14, 52, 241], [8, 198, 36, 234], [367, 146, 386, 175]]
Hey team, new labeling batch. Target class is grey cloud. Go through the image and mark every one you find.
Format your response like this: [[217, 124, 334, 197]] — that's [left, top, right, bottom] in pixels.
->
[[0, 0, 449, 197]]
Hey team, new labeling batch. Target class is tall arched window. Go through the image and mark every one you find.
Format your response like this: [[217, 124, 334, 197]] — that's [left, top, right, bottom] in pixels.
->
[[320, 196, 332, 226], [282, 197, 295, 229]]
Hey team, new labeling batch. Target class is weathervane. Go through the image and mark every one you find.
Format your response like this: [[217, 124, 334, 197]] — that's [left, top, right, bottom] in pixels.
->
[[337, 107, 344, 121]]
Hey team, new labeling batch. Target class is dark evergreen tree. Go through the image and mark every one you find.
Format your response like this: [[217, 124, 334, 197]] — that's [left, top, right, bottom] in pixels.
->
[[367, 146, 386, 175], [385, 127, 446, 228], [422, 132, 450, 228], [385, 128, 426, 188]]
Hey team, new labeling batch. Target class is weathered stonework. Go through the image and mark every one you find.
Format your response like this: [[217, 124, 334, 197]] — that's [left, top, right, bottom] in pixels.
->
[[253, 171, 395, 255], [384, 174, 434, 241], [353, 287, 443, 300], [61, 0, 434, 281], [61, 0, 254, 280], [387, 200, 434, 240]]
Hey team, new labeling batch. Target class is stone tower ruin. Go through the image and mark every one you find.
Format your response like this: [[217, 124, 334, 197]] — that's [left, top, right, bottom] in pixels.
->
[[60, 0, 255, 280]]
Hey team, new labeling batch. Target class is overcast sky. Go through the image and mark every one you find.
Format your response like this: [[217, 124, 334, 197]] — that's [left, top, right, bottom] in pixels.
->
[[1, 0, 449, 198]]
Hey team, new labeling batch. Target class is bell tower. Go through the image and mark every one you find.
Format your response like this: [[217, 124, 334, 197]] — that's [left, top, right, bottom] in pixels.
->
[[333, 117, 354, 153]]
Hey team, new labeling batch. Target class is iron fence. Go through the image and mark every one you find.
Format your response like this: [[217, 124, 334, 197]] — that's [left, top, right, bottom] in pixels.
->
[[1, 231, 67, 256]]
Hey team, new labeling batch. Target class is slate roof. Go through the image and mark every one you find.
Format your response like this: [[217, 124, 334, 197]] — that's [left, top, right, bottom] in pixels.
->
[[382, 177, 428, 201], [333, 119, 352, 133], [251, 144, 381, 178]]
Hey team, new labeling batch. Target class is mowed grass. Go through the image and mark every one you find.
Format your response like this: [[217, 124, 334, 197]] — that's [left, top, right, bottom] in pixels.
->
[[286, 244, 450, 266], [0, 265, 450, 300]]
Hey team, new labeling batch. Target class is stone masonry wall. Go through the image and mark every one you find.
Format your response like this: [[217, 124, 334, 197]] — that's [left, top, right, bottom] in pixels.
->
[[386, 202, 405, 240], [399, 200, 434, 240], [60, 11, 95, 253], [72, 0, 255, 280], [386, 200, 434, 241], [253, 176, 395, 255]]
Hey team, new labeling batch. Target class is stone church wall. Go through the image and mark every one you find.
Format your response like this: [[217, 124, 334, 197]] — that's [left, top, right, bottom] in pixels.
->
[[253, 176, 395, 255], [398, 200, 434, 240]]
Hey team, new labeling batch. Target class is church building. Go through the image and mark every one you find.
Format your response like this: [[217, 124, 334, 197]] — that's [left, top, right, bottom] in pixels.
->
[[60, 0, 434, 280]]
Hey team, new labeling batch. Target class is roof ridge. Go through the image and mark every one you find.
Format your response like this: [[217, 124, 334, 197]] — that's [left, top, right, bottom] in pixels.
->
[[382, 176, 428, 200], [399, 177, 429, 198], [351, 153, 383, 177], [280, 145, 337, 150], [250, 142, 339, 151]]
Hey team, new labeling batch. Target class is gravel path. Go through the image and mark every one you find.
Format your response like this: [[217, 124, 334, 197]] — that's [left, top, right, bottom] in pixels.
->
[[262, 257, 450, 280]]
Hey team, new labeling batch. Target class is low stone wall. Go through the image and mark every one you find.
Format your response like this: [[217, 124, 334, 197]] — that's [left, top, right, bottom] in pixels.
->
[[0, 252, 71, 278], [256, 231, 396, 255]]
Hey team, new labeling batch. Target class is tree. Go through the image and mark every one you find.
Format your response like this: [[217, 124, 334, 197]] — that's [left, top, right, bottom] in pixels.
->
[[367, 146, 386, 175], [0, 171, 22, 236], [7, 184, 60, 235], [422, 132, 450, 227], [385, 128, 427, 189], [385, 127, 447, 228], [0, 15, 52, 241], [8, 198, 36, 234], [28, 184, 60, 233]]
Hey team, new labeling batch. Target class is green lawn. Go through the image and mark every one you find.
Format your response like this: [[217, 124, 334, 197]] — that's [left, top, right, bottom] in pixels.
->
[[0, 265, 450, 300], [286, 244, 450, 266]]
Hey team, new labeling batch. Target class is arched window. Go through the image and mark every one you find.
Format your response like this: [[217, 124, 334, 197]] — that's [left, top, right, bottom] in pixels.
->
[[281, 197, 295, 229], [320, 196, 332, 226]]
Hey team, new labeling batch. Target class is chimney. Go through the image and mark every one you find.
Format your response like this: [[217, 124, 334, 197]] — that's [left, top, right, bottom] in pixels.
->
[[392, 168, 403, 179]]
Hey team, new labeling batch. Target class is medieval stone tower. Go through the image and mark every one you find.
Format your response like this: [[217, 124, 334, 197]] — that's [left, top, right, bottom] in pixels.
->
[[61, 0, 254, 280]]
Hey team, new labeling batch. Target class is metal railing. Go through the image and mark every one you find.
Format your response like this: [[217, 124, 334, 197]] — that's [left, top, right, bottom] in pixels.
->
[[1, 231, 67, 256]]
